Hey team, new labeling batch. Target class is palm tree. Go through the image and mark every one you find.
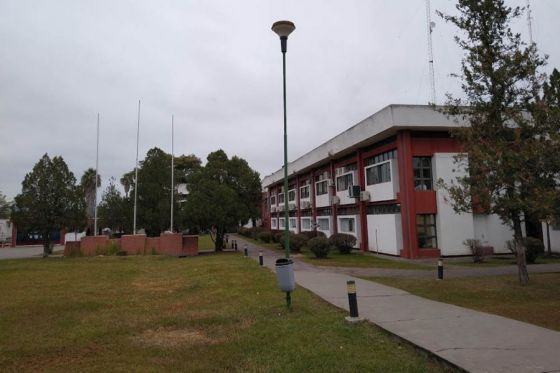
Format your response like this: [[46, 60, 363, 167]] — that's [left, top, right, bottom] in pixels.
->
[[81, 168, 101, 234], [120, 171, 134, 198]]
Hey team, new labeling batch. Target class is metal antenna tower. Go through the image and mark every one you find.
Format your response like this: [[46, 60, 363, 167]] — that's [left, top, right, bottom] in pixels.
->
[[526, 0, 534, 44], [425, 0, 436, 104]]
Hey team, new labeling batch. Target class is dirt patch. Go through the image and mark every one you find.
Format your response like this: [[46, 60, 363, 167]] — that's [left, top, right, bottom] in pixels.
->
[[135, 327, 214, 347]]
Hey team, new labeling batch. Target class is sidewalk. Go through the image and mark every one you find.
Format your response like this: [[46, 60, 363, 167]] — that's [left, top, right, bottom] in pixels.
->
[[234, 236, 560, 373]]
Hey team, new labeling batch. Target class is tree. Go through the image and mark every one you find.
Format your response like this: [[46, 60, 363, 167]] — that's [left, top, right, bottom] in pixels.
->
[[80, 168, 101, 234], [98, 177, 131, 233], [181, 149, 261, 250], [438, 1, 560, 285], [120, 171, 134, 198], [11, 154, 86, 257], [125, 148, 201, 236], [0, 191, 11, 219]]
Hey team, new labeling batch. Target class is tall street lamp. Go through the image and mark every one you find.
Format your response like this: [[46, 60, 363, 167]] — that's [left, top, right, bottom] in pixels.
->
[[272, 20, 295, 260]]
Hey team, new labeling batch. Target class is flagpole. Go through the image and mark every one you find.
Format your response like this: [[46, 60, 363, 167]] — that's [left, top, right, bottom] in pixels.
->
[[94, 113, 100, 236], [133, 100, 141, 234], [170, 115, 174, 232]]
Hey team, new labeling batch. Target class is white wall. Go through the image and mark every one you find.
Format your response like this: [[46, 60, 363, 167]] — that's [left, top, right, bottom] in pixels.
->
[[65, 231, 86, 243], [316, 216, 332, 237], [337, 214, 360, 246], [542, 222, 560, 254], [367, 213, 402, 255], [474, 214, 516, 254], [0, 219, 12, 242], [433, 153, 475, 255], [365, 159, 400, 202]]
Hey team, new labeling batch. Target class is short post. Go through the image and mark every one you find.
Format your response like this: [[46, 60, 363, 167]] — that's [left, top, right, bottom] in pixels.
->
[[437, 258, 443, 280], [234, 241, 238, 252], [259, 250, 264, 266], [244, 244, 248, 257], [345, 280, 362, 322]]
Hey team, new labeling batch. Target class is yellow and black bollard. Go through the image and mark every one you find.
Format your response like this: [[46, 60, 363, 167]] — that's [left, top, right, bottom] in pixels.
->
[[437, 258, 444, 280], [345, 280, 362, 322]]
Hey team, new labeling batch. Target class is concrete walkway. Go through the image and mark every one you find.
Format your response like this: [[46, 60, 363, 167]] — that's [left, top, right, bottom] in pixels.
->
[[234, 236, 560, 373], [0, 245, 64, 260]]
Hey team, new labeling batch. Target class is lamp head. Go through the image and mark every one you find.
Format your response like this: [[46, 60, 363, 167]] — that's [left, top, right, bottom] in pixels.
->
[[272, 20, 295, 39]]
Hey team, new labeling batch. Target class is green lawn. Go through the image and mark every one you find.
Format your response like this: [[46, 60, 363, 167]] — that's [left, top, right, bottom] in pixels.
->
[[238, 235, 431, 270], [0, 255, 453, 372], [369, 273, 560, 332]]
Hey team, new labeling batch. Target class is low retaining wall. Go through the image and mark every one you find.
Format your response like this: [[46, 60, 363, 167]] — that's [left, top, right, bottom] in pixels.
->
[[121, 234, 147, 255], [80, 236, 109, 256], [69, 233, 198, 257]]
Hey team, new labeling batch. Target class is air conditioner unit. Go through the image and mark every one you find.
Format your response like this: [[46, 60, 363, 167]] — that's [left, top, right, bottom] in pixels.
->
[[360, 191, 371, 202], [278, 205, 284, 212], [331, 195, 340, 205], [301, 201, 311, 209], [289, 203, 296, 211], [271, 206, 277, 213], [348, 185, 361, 198], [327, 179, 334, 187]]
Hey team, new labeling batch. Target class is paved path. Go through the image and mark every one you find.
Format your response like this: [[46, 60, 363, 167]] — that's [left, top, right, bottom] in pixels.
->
[[234, 236, 560, 373], [0, 245, 64, 260]]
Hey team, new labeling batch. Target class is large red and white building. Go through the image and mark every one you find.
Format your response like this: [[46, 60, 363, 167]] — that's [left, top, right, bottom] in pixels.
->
[[261, 105, 560, 258]]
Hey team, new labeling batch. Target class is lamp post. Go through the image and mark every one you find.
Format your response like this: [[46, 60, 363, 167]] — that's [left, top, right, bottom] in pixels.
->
[[272, 20, 295, 259]]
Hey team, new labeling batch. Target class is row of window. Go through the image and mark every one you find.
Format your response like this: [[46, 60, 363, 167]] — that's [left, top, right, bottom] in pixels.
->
[[270, 213, 438, 250], [270, 156, 433, 206]]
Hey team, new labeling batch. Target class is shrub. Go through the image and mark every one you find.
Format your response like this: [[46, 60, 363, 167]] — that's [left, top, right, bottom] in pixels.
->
[[237, 227, 252, 237], [308, 237, 331, 258], [329, 233, 357, 254], [257, 230, 273, 243], [116, 250, 127, 256], [463, 238, 484, 263], [301, 230, 326, 240], [273, 232, 284, 245], [507, 237, 545, 264], [250, 227, 264, 239], [290, 234, 309, 253]]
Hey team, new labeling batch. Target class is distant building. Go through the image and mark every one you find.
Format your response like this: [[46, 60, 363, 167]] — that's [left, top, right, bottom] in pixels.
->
[[261, 105, 560, 258]]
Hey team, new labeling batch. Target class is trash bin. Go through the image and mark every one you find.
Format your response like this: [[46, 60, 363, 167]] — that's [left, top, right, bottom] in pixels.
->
[[275, 258, 295, 292]]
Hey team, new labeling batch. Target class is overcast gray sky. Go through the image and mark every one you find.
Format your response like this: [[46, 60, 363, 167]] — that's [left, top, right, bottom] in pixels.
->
[[1, 0, 559, 199]]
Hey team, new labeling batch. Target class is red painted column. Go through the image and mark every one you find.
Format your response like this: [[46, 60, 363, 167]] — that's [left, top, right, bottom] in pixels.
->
[[310, 169, 317, 232], [397, 130, 417, 259], [11, 223, 17, 247], [357, 149, 368, 252], [330, 161, 338, 235], [296, 175, 301, 233]]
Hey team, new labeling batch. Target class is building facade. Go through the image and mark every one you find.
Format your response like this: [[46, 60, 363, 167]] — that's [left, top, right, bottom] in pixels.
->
[[261, 105, 559, 258]]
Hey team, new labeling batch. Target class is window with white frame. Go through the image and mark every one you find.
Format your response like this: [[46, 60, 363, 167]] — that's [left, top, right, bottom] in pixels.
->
[[288, 190, 296, 202], [315, 180, 328, 196], [279, 218, 285, 229], [339, 218, 355, 233], [271, 218, 277, 229], [278, 193, 284, 204], [270, 195, 276, 206], [336, 173, 353, 192], [366, 161, 391, 185], [317, 218, 330, 231], [301, 218, 311, 230], [289, 218, 297, 229], [300, 185, 310, 199]]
